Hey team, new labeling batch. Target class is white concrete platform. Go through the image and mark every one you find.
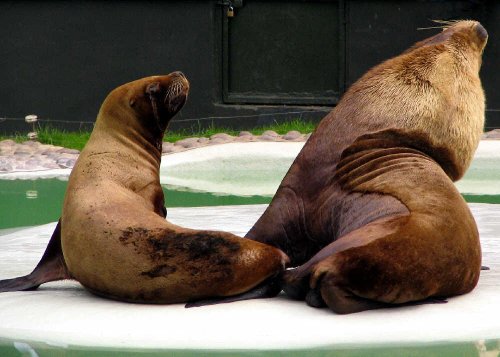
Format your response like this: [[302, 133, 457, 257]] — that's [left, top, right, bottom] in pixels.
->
[[0, 204, 499, 354]]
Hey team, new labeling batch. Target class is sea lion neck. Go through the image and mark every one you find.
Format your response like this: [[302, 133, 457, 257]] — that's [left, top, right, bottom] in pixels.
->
[[83, 107, 164, 170]]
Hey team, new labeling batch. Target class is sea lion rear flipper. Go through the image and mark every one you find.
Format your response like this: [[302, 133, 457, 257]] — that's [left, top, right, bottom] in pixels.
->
[[0, 220, 70, 292], [282, 214, 412, 314], [185, 274, 283, 308]]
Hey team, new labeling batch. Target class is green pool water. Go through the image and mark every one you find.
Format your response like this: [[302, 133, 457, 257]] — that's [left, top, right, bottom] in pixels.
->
[[0, 179, 271, 230], [0, 178, 498, 230], [0, 338, 494, 357]]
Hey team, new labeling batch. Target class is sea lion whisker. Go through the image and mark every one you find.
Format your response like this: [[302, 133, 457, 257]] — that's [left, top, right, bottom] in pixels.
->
[[417, 25, 448, 31], [431, 19, 457, 25]]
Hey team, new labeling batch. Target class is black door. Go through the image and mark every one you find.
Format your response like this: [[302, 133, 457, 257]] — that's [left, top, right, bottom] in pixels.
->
[[222, 0, 344, 106]]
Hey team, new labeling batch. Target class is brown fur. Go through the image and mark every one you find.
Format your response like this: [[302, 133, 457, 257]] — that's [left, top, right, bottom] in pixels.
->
[[0, 72, 288, 303], [246, 20, 487, 313]]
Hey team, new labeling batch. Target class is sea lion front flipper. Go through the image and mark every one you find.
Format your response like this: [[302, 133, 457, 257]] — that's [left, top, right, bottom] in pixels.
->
[[185, 274, 283, 308], [0, 220, 71, 292]]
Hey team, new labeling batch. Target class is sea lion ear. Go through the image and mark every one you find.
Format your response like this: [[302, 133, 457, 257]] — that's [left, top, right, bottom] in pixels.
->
[[145, 82, 162, 97], [146, 81, 163, 129]]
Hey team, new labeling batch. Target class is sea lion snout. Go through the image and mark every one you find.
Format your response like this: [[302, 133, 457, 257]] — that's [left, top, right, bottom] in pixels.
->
[[145, 72, 189, 106], [164, 72, 189, 112], [473, 22, 488, 44], [144, 71, 189, 130]]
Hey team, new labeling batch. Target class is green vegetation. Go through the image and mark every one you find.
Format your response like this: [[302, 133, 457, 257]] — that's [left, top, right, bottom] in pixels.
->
[[1, 119, 317, 151], [37, 126, 92, 151], [164, 119, 316, 143], [0, 133, 26, 144]]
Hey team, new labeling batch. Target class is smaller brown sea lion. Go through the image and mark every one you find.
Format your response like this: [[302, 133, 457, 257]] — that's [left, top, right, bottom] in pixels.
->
[[243, 20, 488, 313], [0, 72, 288, 304]]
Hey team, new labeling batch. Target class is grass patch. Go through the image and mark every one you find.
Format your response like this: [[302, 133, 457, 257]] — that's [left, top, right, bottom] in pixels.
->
[[0, 132, 27, 144], [163, 119, 317, 143], [252, 119, 317, 135], [1, 119, 317, 151], [36, 127, 91, 151]]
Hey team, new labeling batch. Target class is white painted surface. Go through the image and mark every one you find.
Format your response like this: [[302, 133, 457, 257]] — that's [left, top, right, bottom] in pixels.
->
[[0, 204, 499, 350], [159, 142, 304, 196], [456, 141, 500, 195]]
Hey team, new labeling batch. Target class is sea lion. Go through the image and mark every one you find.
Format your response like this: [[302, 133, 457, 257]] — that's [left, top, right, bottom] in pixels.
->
[[0, 72, 288, 303], [244, 20, 488, 313]]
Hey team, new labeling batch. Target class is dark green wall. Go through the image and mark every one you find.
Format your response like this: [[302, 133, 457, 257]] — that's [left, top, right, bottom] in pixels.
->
[[0, 0, 498, 134]]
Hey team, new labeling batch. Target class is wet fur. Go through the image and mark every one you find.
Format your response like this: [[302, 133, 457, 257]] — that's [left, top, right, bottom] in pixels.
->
[[246, 21, 487, 313], [0, 73, 288, 303]]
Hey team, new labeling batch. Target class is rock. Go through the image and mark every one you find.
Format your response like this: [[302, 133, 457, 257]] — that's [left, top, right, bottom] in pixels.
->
[[0, 158, 13, 172], [13, 163, 29, 171], [258, 134, 279, 141], [0, 139, 16, 146], [174, 137, 201, 149], [234, 135, 255, 142], [21, 140, 41, 147], [22, 161, 41, 171], [198, 137, 210, 144], [0, 146, 15, 156], [261, 130, 279, 138], [208, 138, 229, 145], [56, 157, 76, 168], [65, 159, 76, 168], [26, 158, 41, 166], [283, 130, 302, 140], [56, 148, 80, 155], [483, 129, 500, 140], [14, 149, 32, 156], [41, 161, 61, 169], [44, 152, 62, 159], [162, 142, 174, 153], [238, 131, 252, 137], [210, 133, 234, 141], [162, 145, 184, 154]]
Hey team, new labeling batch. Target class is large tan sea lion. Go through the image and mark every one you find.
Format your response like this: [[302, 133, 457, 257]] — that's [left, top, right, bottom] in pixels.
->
[[0, 72, 288, 303], [244, 20, 488, 313]]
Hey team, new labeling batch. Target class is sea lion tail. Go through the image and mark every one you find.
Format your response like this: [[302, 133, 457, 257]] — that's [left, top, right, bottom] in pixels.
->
[[0, 220, 70, 292], [185, 273, 283, 308]]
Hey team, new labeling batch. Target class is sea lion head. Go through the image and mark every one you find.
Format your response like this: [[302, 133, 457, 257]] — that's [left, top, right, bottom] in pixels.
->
[[337, 20, 487, 180], [130, 71, 190, 135], [96, 72, 189, 150]]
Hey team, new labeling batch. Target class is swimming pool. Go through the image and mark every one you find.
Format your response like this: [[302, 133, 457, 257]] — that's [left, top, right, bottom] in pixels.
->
[[0, 141, 499, 356], [0, 141, 498, 230]]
